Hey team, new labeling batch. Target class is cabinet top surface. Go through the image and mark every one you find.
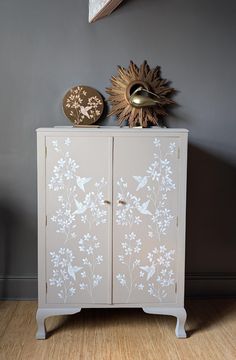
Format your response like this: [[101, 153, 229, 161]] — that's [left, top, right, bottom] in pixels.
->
[[36, 126, 188, 134]]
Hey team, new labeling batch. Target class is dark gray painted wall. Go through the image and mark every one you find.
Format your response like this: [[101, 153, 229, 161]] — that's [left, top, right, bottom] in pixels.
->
[[0, 0, 235, 298]]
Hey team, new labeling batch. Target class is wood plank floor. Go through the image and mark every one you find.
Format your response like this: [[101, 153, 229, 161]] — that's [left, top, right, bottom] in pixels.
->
[[0, 299, 236, 360]]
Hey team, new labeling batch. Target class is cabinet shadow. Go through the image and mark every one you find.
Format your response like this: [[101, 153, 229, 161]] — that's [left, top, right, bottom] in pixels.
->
[[185, 144, 236, 296]]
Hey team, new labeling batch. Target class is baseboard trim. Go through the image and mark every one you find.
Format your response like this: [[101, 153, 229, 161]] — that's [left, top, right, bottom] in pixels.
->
[[185, 273, 236, 297], [0, 276, 38, 300], [0, 273, 236, 299]]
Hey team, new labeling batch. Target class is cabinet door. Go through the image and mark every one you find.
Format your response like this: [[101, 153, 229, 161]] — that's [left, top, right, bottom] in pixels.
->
[[45, 136, 112, 304], [113, 136, 179, 304]]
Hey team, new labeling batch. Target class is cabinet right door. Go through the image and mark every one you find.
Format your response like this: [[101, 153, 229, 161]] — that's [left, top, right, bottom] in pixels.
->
[[113, 136, 180, 304]]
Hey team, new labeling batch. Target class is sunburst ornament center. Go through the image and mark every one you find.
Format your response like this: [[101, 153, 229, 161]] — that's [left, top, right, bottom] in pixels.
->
[[106, 61, 176, 128]]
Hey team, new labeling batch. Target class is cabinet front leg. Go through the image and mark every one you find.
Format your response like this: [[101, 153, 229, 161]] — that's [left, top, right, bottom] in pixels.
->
[[175, 308, 187, 338], [36, 309, 47, 340], [36, 308, 81, 340], [142, 307, 187, 338]]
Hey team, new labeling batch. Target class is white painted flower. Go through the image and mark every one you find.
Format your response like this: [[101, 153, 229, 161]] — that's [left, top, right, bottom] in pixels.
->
[[69, 287, 76, 296], [124, 247, 132, 256], [147, 253, 153, 262], [133, 259, 141, 267], [160, 245, 167, 253], [153, 138, 160, 147], [64, 170, 74, 180], [146, 161, 161, 181], [79, 283, 88, 290], [82, 258, 90, 265], [64, 138, 71, 146], [81, 271, 86, 278], [134, 245, 141, 254], [96, 255, 103, 264], [148, 285, 154, 296], [81, 215, 87, 223], [134, 216, 142, 225], [139, 271, 145, 278], [135, 283, 144, 290], [116, 274, 127, 286], [93, 274, 102, 287], [86, 246, 94, 255], [157, 256, 165, 265], [58, 158, 66, 168], [52, 140, 60, 152], [169, 142, 176, 153]]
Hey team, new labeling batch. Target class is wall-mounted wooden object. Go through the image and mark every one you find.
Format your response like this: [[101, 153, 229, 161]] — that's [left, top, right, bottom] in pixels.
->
[[89, 0, 124, 23]]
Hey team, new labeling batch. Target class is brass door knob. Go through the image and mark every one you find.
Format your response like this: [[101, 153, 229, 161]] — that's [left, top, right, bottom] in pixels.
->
[[118, 200, 127, 205]]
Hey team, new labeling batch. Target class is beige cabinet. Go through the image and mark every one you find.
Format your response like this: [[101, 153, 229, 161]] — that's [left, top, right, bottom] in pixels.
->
[[36, 128, 188, 339]]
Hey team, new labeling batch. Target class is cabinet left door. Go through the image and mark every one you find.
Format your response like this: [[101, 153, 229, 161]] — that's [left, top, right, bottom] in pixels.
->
[[44, 136, 112, 304]]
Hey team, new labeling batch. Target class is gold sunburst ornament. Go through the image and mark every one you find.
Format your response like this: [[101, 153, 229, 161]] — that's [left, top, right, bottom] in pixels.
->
[[106, 61, 176, 127]]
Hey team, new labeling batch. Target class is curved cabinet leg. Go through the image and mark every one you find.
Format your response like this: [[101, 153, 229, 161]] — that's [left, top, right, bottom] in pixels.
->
[[36, 309, 47, 340], [142, 307, 187, 338], [36, 308, 81, 340], [175, 308, 187, 338]]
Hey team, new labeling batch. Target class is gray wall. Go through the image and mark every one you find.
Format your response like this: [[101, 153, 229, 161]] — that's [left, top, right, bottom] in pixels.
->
[[0, 0, 235, 298]]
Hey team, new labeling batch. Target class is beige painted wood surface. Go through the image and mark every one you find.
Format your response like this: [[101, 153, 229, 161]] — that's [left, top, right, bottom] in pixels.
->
[[36, 128, 188, 338], [45, 136, 112, 305], [1, 300, 236, 360], [113, 136, 179, 304]]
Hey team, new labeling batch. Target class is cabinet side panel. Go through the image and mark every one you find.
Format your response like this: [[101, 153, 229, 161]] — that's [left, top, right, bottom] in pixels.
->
[[45, 136, 112, 304], [176, 133, 188, 306], [113, 136, 180, 304], [37, 133, 47, 307]]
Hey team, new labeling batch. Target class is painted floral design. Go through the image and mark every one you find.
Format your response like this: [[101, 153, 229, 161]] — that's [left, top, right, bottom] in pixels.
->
[[48, 141, 107, 242], [116, 178, 151, 226], [64, 86, 102, 125], [140, 245, 175, 301], [116, 138, 177, 301], [74, 178, 107, 227], [116, 232, 142, 301], [49, 248, 82, 303], [48, 138, 107, 301], [77, 233, 104, 299]]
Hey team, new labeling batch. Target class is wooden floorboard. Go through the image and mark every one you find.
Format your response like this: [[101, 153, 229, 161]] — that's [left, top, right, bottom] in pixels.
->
[[0, 299, 236, 360]]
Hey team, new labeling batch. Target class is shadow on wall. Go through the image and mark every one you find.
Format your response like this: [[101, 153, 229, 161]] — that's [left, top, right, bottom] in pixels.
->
[[0, 197, 37, 299], [0, 199, 16, 298], [186, 144, 236, 295]]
